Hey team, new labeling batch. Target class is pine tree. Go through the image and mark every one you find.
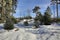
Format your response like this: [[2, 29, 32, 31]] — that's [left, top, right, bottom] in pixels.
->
[[35, 12, 43, 25], [32, 6, 40, 15], [46, 6, 52, 15], [33, 6, 42, 28], [43, 7, 52, 25], [3, 0, 17, 30]]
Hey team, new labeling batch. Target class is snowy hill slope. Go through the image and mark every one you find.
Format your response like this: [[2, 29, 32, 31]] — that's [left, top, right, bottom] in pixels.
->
[[0, 23, 60, 40], [0, 28, 38, 40]]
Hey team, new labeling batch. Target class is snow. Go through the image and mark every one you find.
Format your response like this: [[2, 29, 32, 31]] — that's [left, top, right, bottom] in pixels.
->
[[0, 22, 60, 40], [0, 28, 38, 40]]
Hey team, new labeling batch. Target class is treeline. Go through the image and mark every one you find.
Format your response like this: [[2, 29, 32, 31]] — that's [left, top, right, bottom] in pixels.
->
[[32, 6, 60, 25]]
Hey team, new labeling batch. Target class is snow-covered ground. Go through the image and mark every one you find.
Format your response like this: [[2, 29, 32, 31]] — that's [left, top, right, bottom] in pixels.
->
[[0, 22, 60, 40]]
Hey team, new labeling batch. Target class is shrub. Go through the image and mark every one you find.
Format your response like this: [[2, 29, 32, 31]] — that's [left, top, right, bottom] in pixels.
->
[[24, 21, 28, 26], [33, 20, 40, 28], [4, 18, 14, 30]]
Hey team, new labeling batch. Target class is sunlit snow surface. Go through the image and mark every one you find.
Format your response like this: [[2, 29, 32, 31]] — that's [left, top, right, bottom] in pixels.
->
[[0, 22, 60, 40]]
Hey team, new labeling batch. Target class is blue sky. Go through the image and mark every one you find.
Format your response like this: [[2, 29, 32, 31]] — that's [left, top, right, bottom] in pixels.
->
[[13, 0, 60, 18]]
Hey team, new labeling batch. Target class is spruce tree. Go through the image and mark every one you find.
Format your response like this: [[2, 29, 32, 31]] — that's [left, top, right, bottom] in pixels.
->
[[43, 7, 52, 25], [44, 12, 51, 25]]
